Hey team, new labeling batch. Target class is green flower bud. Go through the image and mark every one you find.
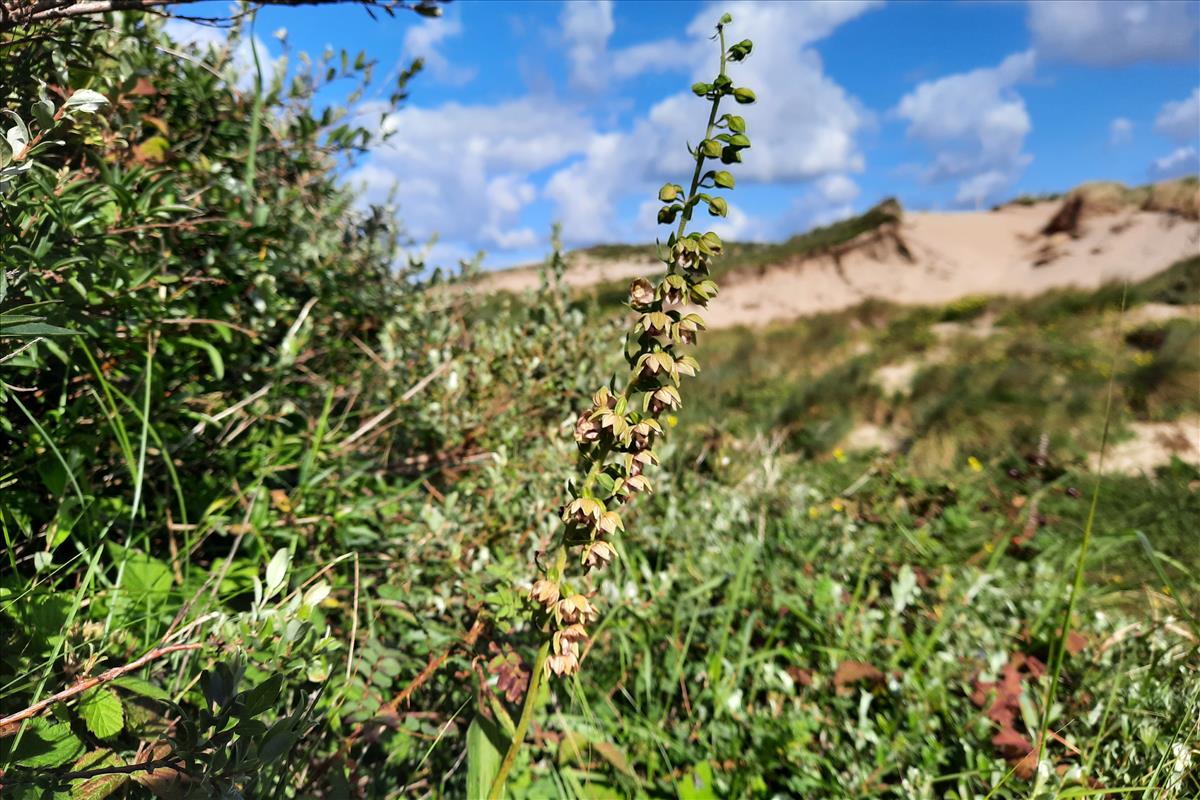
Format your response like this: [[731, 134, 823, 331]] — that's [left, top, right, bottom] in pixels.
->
[[733, 87, 757, 104]]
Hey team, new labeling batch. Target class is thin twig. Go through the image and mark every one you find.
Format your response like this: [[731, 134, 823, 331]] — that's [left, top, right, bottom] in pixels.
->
[[157, 317, 260, 340], [337, 360, 452, 450], [0, 644, 201, 737], [190, 383, 272, 435], [0, 337, 44, 366]]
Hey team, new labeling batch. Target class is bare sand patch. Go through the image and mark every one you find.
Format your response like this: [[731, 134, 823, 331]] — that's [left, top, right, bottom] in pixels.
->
[[1093, 417, 1200, 476], [842, 422, 904, 453]]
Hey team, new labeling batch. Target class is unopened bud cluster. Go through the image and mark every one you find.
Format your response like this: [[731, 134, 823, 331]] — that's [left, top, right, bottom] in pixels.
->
[[526, 14, 754, 679]]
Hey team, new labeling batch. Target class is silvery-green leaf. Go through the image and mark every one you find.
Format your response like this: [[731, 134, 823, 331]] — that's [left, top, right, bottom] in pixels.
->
[[2, 110, 29, 149], [63, 89, 110, 114], [265, 547, 290, 596]]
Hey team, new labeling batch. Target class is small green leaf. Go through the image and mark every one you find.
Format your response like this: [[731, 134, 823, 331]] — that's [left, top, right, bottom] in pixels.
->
[[726, 115, 746, 133], [78, 687, 124, 739], [713, 171, 735, 189], [0, 135, 11, 170], [178, 335, 225, 380], [658, 183, 678, 202], [121, 551, 173, 602], [719, 13, 732, 25], [238, 674, 283, 718], [707, 197, 728, 217], [691, 82, 710, 97], [699, 139, 722, 158], [0, 321, 79, 337], [111, 676, 170, 702], [258, 720, 298, 764], [302, 581, 331, 608], [728, 133, 751, 148], [33, 98, 55, 130], [677, 761, 718, 800], [265, 547, 290, 596]]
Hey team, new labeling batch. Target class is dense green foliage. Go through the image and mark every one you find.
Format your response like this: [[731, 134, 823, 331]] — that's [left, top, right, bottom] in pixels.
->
[[1, 11, 1197, 800], [0, 16, 609, 796]]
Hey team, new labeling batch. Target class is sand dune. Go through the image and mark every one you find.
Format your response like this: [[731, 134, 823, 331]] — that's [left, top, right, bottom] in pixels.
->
[[705, 202, 1198, 328], [477, 192, 1200, 329]]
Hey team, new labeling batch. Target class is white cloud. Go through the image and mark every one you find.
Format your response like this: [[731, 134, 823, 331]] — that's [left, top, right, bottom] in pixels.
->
[[954, 170, 1012, 208], [1155, 88, 1200, 143], [817, 174, 860, 206], [895, 50, 1035, 206], [560, 0, 711, 89], [1029, 1, 1199, 67], [774, 175, 861, 234], [352, 98, 594, 251], [162, 20, 282, 92], [561, 0, 616, 93], [403, 14, 476, 86], [1150, 146, 1199, 179], [1109, 117, 1134, 145], [543, 133, 628, 243], [546, 1, 879, 245], [351, 1, 880, 261]]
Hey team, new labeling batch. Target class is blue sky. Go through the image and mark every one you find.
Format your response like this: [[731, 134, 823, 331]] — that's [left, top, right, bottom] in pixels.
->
[[171, 1, 1200, 268]]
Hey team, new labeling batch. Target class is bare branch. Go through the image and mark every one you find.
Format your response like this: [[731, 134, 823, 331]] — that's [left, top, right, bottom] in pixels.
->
[[0, 643, 202, 737], [0, 0, 445, 33]]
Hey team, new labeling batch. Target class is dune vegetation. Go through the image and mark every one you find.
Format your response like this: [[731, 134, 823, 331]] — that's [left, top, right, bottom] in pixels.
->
[[1, 9, 1198, 800]]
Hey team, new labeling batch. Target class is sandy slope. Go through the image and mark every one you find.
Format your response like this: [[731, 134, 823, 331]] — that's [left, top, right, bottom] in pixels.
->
[[476, 201, 1199, 330], [705, 203, 1199, 328]]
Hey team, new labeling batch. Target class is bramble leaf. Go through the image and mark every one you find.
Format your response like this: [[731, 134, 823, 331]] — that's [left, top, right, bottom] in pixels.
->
[[78, 687, 125, 739], [7, 718, 85, 768]]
